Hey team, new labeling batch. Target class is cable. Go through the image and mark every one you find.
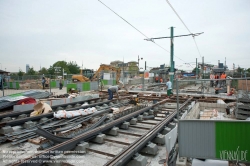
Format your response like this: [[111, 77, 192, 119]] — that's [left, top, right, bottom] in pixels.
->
[[193, 37, 202, 57], [98, 0, 195, 68], [98, 0, 170, 52], [165, 0, 202, 57], [165, 0, 192, 34]]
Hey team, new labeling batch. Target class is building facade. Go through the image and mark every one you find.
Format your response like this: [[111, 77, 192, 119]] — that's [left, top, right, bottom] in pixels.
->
[[26, 64, 30, 73]]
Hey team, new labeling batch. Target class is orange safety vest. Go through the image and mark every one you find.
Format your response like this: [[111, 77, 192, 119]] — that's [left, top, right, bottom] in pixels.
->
[[221, 74, 226, 79]]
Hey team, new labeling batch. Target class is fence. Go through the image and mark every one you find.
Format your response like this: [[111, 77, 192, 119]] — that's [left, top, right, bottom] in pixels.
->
[[0, 73, 117, 97], [175, 77, 250, 163]]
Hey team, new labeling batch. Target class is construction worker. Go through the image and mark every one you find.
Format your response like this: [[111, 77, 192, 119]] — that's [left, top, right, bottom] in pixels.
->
[[214, 73, 219, 87], [108, 85, 121, 100], [166, 78, 173, 97], [42, 77, 46, 89], [155, 76, 159, 83], [210, 73, 215, 87], [160, 78, 163, 83], [220, 72, 227, 86]]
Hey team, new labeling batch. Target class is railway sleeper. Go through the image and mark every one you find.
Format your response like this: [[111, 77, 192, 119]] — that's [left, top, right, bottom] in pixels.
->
[[91, 133, 106, 144], [140, 142, 158, 155], [0, 126, 13, 134], [120, 121, 130, 130], [104, 127, 119, 136], [127, 153, 147, 166], [74, 141, 89, 153], [153, 133, 165, 145]]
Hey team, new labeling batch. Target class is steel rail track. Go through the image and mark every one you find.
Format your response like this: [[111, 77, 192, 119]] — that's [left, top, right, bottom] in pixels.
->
[[12, 99, 169, 166], [0, 99, 123, 127], [104, 98, 191, 166], [0, 97, 102, 120], [1, 101, 129, 144]]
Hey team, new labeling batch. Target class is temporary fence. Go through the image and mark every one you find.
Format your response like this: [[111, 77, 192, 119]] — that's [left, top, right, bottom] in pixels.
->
[[66, 79, 117, 93], [175, 77, 250, 163]]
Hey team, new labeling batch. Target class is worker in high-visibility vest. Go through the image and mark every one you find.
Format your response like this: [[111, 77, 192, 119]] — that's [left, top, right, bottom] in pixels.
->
[[220, 72, 227, 86]]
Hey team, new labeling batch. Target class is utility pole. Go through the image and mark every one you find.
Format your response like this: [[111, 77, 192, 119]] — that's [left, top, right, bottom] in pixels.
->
[[144, 29, 203, 85], [138, 55, 140, 75], [196, 58, 198, 80], [201, 56, 204, 79], [145, 61, 146, 70], [123, 57, 125, 83], [170, 27, 174, 83]]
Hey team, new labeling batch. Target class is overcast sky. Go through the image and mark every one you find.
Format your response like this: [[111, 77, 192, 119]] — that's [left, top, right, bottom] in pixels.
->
[[0, 0, 250, 72]]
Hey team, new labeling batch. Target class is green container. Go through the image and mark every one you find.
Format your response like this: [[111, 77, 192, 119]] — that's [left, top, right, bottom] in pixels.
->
[[113, 80, 116, 85], [16, 82, 20, 89], [9, 82, 13, 88], [50, 81, 57, 88], [82, 82, 90, 91], [66, 83, 77, 93], [102, 80, 108, 85], [215, 122, 250, 162]]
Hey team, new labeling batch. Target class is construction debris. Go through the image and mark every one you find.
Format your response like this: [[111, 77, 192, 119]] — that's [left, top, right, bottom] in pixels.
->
[[30, 101, 52, 116]]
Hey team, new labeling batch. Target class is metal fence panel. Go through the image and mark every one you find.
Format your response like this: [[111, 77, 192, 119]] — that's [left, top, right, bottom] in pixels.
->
[[90, 82, 98, 90], [77, 83, 82, 92], [179, 120, 216, 159]]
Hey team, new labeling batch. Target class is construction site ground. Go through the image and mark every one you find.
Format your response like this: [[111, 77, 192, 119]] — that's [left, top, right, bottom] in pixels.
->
[[0, 81, 244, 166]]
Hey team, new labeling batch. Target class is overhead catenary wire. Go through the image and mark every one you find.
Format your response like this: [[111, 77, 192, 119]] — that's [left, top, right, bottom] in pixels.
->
[[165, 0, 202, 57], [98, 0, 170, 52], [98, 0, 196, 68]]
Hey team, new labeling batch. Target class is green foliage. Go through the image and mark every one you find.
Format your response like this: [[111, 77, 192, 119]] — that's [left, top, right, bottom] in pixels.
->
[[246, 68, 250, 73], [67, 61, 80, 74], [47, 65, 55, 75], [39, 67, 48, 75], [237, 67, 244, 73], [46, 61, 80, 75], [27, 67, 36, 75], [17, 70, 24, 76], [128, 62, 138, 75]]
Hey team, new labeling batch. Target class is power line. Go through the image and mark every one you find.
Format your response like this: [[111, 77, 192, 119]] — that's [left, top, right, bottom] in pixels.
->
[[98, 0, 170, 52], [165, 0, 192, 34], [165, 0, 203, 57], [98, 0, 196, 68], [193, 37, 202, 57]]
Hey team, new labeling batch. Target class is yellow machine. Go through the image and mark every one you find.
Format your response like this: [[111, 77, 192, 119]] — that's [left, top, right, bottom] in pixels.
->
[[72, 69, 90, 82], [92, 64, 121, 83], [72, 65, 121, 83]]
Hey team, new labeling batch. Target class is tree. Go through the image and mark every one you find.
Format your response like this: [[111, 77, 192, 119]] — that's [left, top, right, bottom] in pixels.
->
[[128, 62, 138, 75], [39, 67, 48, 75], [246, 68, 250, 73], [53, 61, 70, 75], [17, 70, 24, 76], [47, 65, 55, 75], [237, 67, 244, 73], [27, 67, 36, 75], [67, 61, 80, 74]]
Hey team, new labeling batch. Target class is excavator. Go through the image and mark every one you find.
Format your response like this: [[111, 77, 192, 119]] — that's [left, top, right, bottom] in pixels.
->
[[72, 69, 93, 82], [72, 65, 121, 83], [91, 64, 121, 83]]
